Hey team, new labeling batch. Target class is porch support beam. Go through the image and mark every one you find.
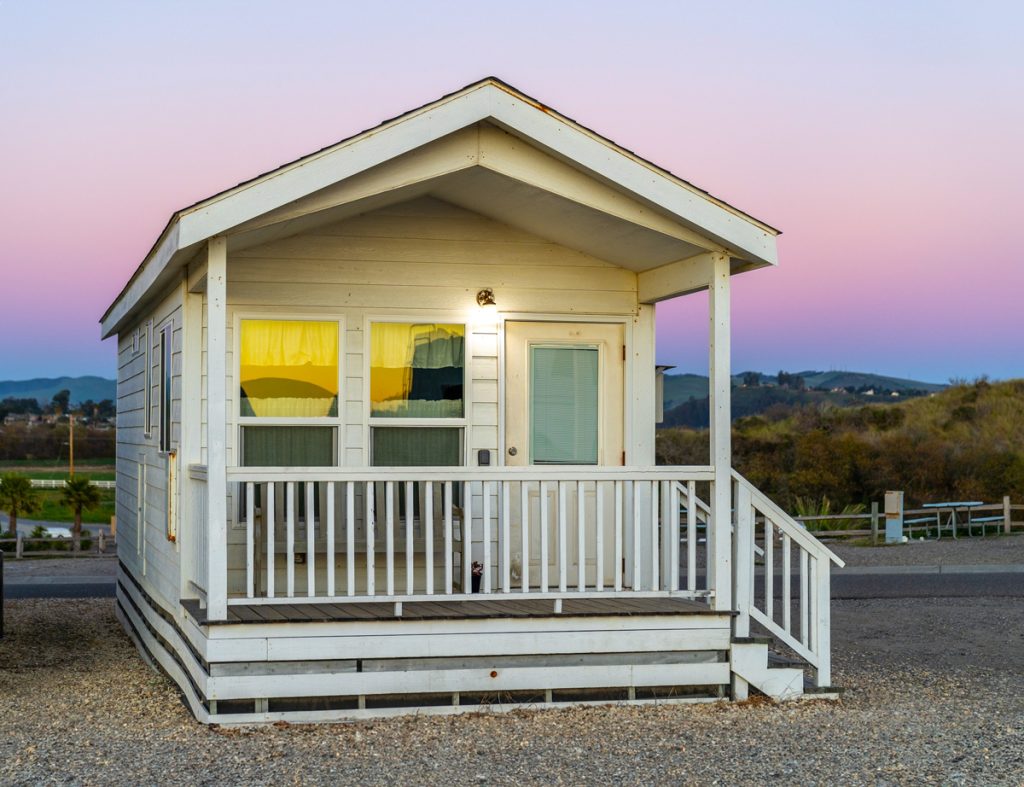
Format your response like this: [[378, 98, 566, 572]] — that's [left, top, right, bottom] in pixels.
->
[[205, 237, 228, 621], [637, 252, 715, 304], [708, 252, 732, 611]]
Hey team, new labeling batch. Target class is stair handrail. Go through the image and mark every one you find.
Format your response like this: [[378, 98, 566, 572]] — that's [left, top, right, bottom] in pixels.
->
[[731, 470, 845, 568]]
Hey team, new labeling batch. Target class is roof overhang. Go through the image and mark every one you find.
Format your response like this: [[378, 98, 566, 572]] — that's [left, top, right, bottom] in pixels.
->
[[100, 78, 780, 339]]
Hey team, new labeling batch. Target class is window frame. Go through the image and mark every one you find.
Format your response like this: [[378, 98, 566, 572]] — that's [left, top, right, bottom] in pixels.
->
[[364, 314, 470, 467], [233, 312, 345, 467], [143, 319, 153, 438], [158, 322, 173, 453]]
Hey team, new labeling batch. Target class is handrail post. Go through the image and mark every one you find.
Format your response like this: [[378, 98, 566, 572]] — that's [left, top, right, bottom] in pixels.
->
[[814, 557, 832, 687], [733, 481, 752, 637], [870, 501, 880, 545], [1004, 496, 1012, 535]]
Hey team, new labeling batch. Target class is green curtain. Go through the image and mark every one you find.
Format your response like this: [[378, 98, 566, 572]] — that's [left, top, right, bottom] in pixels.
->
[[241, 426, 335, 467], [371, 427, 461, 466]]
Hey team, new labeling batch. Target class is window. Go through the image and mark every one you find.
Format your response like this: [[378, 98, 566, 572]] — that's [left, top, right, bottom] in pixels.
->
[[530, 345, 599, 465], [158, 324, 172, 452], [369, 322, 465, 466], [238, 319, 340, 467], [143, 321, 153, 436]]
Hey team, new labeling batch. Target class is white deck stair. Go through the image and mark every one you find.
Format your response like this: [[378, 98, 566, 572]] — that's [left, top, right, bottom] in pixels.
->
[[730, 638, 804, 701]]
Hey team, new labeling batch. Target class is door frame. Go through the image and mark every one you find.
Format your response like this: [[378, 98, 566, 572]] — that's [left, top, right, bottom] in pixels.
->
[[497, 313, 634, 468]]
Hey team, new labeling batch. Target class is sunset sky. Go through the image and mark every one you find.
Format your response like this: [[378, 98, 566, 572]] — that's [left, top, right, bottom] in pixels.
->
[[1, 1, 1021, 384]]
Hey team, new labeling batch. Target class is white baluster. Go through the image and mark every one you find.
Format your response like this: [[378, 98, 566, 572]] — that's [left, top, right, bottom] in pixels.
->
[[306, 482, 315, 598], [501, 481, 511, 594], [366, 482, 375, 597], [444, 481, 453, 595], [521, 481, 530, 593], [558, 481, 568, 593], [286, 481, 295, 598], [245, 482, 254, 599], [614, 480, 623, 592], [385, 481, 395, 596], [326, 482, 335, 598], [686, 480, 697, 593], [405, 481, 414, 595], [425, 482, 434, 596], [266, 483, 275, 599], [346, 481, 355, 596], [595, 482, 604, 592]]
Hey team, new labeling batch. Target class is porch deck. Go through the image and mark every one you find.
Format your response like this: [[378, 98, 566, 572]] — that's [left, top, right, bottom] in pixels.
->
[[182, 596, 714, 625]]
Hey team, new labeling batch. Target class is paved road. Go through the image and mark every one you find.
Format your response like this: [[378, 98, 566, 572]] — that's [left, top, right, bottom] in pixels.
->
[[3, 569, 1020, 600]]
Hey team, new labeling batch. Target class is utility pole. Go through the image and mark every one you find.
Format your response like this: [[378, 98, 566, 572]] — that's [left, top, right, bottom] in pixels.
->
[[68, 413, 75, 477]]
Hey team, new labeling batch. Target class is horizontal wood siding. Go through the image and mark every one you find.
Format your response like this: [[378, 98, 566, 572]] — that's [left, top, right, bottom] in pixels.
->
[[116, 285, 184, 610], [220, 197, 639, 595]]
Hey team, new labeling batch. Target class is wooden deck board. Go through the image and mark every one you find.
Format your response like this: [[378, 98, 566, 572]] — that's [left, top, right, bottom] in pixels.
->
[[194, 596, 718, 626]]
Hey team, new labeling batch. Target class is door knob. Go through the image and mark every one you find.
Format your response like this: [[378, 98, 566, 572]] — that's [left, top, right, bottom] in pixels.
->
[[508, 447, 518, 456]]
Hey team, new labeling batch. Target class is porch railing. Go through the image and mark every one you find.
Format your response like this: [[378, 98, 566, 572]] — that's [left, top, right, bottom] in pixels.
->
[[225, 466, 716, 609], [732, 470, 844, 687]]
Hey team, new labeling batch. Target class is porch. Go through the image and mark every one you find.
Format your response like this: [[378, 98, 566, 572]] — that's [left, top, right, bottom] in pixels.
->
[[178, 464, 841, 696]]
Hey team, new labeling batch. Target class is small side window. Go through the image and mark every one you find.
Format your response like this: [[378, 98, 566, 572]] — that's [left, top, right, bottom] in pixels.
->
[[159, 324, 172, 452]]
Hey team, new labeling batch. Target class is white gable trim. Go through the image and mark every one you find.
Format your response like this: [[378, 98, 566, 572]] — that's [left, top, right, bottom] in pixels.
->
[[101, 80, 778, 338]]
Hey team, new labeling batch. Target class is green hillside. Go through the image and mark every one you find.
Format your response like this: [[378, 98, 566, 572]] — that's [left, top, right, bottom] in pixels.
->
[[0, 376, 115, 405], [657, 379, 1024, 508], [661, 369, 945, 426]]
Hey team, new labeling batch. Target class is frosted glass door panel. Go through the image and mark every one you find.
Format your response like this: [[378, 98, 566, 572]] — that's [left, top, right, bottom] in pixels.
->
[[530, 346, 599, 465]]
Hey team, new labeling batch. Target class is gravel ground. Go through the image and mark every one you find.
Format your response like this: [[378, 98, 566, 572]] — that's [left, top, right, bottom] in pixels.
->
[[1, 556, 118, 579], [1, 595, 1022, 786], [830, 534, 1024, 567]]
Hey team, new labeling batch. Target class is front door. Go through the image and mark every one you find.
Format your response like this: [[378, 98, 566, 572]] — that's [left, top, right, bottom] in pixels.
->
[[504, 321, 624, 587]]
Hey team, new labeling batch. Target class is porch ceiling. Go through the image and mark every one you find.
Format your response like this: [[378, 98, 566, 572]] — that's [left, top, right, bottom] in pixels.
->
[[224, 165, 707, 272]]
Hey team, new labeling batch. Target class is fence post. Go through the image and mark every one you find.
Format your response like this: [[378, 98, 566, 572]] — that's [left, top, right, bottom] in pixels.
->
[[99, 531, 106, 554], [16, 533, 23, 559], [1005, 496, 1012, 535], [870, 501, 879, 545]]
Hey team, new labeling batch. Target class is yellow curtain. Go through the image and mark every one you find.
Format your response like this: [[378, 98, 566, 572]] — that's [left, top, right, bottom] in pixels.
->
[[240, 320, 339, 417], [370, 323, 464, 417]]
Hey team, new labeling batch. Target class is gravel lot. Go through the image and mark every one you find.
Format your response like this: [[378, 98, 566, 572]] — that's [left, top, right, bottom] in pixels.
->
[[2, 592, 1022, 786], [830, 533, 1024, 567]]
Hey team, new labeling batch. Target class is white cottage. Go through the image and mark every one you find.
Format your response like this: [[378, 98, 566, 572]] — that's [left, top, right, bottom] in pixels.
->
[[101, 78, 842, 724]]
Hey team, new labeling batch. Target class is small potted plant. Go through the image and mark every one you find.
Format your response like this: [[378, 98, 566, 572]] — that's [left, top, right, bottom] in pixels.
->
[[471, 561, 484, 593]]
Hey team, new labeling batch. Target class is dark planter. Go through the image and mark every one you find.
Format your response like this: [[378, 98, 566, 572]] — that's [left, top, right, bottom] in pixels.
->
[[471, 573, 481, 593]]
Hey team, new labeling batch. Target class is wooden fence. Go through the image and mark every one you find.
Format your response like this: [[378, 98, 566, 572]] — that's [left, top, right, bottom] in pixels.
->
[[794, 496, 1023, 542]]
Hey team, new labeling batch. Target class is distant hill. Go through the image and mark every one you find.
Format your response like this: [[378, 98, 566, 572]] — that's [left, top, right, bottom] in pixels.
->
[[0, 376, 116, 405], [660, 369, 946, 428], [657, 379, 1024, 508]]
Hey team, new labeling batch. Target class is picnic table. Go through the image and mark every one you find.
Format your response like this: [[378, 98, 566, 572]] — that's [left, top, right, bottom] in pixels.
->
[[906, 501, 1002, 539]]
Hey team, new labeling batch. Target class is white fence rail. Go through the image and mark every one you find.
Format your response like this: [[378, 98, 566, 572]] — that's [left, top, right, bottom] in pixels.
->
[[18, 479, 117, 489], [225, 466, 716, 609], [732, 470, 844, 687]]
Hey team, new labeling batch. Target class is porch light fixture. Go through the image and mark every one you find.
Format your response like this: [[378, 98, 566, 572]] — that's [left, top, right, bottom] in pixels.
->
[[476, 288, 496, 307]]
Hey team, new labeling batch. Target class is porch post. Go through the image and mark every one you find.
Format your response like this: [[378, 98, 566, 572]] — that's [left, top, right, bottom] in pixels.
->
[[205, 237, 228, 621], [708, 252, 732, 611]]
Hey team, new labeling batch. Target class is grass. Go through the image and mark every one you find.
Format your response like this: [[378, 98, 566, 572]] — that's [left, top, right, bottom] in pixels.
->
[[32, 488, 116, 525]]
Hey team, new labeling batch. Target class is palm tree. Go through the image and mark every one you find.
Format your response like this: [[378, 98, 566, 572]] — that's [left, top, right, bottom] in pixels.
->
[[0, 474, 40, 536], [60, 477, 102, 552]]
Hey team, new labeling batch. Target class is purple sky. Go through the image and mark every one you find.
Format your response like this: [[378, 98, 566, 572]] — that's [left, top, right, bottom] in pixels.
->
[[1, 1, 1021, 383]]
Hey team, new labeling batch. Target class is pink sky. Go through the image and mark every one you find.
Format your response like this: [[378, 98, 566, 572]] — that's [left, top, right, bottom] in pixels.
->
[[1, 1, 1021, 383]]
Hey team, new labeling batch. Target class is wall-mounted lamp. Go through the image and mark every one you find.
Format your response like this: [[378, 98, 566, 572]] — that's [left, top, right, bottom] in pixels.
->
[[476, 288, 496, 307]]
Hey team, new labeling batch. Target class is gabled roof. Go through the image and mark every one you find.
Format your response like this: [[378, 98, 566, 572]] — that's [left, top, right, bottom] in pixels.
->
[[100, 77, 780, 338]]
